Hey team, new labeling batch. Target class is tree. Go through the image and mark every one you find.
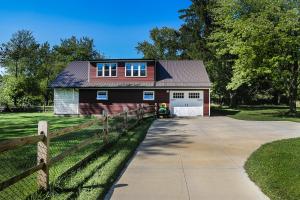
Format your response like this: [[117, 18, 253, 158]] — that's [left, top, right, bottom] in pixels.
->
[[37, 42, 56, 106], [0, 30, 39, 78], [136, 27, 182, 59], [53, 36, 102, 63], [210, 0, 300, 113], [0, 30, 39, 106], [179, 0, 239, 105], [179, 0, 216, 60]]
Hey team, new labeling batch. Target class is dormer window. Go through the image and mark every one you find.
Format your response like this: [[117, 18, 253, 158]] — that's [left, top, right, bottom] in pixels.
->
[[97, 63, 117, 77], [125, 63, 147, 77]]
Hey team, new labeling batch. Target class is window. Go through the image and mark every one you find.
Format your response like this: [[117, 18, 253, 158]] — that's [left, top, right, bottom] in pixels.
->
[[125, 63, 147, 77], [143, 91, 155, 101], [126, 63, 131, 76], [173, 92, 184, 99], [97, 91, 108, 100], [189, 92, 200, 99], [111, 63, 117, 76], [140, 63, 146, 76], [133, 64, 139, 76], [97, 63, 103, 76], [97, 63, 117, 77]]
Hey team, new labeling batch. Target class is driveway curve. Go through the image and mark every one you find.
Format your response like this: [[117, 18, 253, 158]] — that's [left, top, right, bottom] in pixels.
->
[[108, 117, 300, 200]]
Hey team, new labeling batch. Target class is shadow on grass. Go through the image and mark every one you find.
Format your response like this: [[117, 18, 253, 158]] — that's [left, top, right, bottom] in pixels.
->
[[211, 107, 240, 116]]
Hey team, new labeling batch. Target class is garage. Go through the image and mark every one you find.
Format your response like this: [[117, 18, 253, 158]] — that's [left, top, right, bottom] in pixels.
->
[[54, 89, 79, 115], [169, 91, 203, 116]]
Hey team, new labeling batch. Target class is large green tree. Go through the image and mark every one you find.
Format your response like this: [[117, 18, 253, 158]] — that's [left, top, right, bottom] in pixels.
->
[[136, 27, 183, 59], [0, 30, 40, 106], [179, 0, 216, 60], [210, 0, 300, 113], [53, 36, 102, 64]]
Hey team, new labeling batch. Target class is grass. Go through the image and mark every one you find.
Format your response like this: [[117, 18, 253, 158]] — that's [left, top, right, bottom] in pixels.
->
[[0, 112, 93, 140], [49, 118, 153, 200], [212, 105, 300, 122], [245, 138, 300, 200], [0, 112, 154, 199]]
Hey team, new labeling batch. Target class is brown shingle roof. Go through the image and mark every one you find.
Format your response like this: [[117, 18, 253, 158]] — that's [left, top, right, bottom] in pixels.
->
[[156, 60, 211, 88], [50, 60, 211, 88]]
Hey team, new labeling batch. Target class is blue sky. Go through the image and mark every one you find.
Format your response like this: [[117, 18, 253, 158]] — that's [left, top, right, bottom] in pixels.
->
[[0, 0, 191, 59]]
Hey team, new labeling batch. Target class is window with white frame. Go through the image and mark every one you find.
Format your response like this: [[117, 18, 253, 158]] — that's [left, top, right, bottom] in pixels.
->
[[96, 91, 108, 100], [173, 92, 184, 99], [189, 92, 200, 99], [97, 63, 117, 77], [125, 63, 147, 77], [143, 91, 155, 101]]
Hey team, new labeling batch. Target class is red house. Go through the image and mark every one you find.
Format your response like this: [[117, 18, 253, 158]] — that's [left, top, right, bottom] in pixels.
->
[[51, 59, 211, 116]]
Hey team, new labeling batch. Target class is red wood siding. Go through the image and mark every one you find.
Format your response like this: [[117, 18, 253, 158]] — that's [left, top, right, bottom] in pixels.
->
[[79, 89, 168, 115], [203, 89, 210, 116], [89, 61, 155, 83]]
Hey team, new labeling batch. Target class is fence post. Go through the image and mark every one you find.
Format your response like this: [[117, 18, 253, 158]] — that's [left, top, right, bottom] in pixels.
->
[[37, 121, 49, 191], [154, 103, 158, 118], [123, 107, 128, 131], [137, 105, 141, 123], [102, 110, 109, 143], [141, 105, 144, 119]]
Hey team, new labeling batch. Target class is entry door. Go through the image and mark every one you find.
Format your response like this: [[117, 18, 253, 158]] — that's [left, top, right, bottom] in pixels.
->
[[169, 91, 203, 116]]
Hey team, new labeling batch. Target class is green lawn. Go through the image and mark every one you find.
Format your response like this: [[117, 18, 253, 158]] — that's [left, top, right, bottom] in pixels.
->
[[212, 105, 300, 122], [245, 138, 300, 200], [0, 112, 93, 140], [0, 112, 154, 199]]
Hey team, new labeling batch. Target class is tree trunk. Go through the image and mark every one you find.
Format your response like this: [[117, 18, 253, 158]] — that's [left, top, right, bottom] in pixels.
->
[[288, 61, 299, 114], [277, 94, 281, 105], [15, 60, 18, 78], [229, 91, 237, 108]]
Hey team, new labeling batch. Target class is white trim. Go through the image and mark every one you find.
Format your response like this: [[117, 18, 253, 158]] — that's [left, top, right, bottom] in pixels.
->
[[143, 91, 155, 101], [125, 62, 147, 77], [96, 63, 118, 77], [96, 90, 108, 100]]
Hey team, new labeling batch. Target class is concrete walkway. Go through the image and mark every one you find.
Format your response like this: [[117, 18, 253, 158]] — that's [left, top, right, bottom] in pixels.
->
[[107, 117, 300, 200]]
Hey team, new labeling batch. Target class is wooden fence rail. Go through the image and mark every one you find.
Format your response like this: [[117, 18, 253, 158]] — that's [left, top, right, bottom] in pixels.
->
[[0, 105, 156, 194], [0, 135, 45, 153]]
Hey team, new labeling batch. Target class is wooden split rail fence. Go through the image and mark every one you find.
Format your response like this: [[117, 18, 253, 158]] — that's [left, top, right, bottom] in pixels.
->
[[0, 104, 157, 194]]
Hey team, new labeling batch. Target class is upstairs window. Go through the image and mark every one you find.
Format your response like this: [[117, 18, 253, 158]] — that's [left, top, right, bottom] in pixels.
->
[[97, 63, 117, 77], [125, 63, 147, 77]]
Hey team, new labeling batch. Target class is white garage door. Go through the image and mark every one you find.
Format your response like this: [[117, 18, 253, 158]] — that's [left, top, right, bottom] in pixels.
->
[[170, 91, 203, 116], [54, 89, 79, 115]]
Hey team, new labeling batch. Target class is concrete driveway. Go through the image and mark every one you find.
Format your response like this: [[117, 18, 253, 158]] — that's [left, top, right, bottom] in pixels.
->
[[107, 117, 300, 200]]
